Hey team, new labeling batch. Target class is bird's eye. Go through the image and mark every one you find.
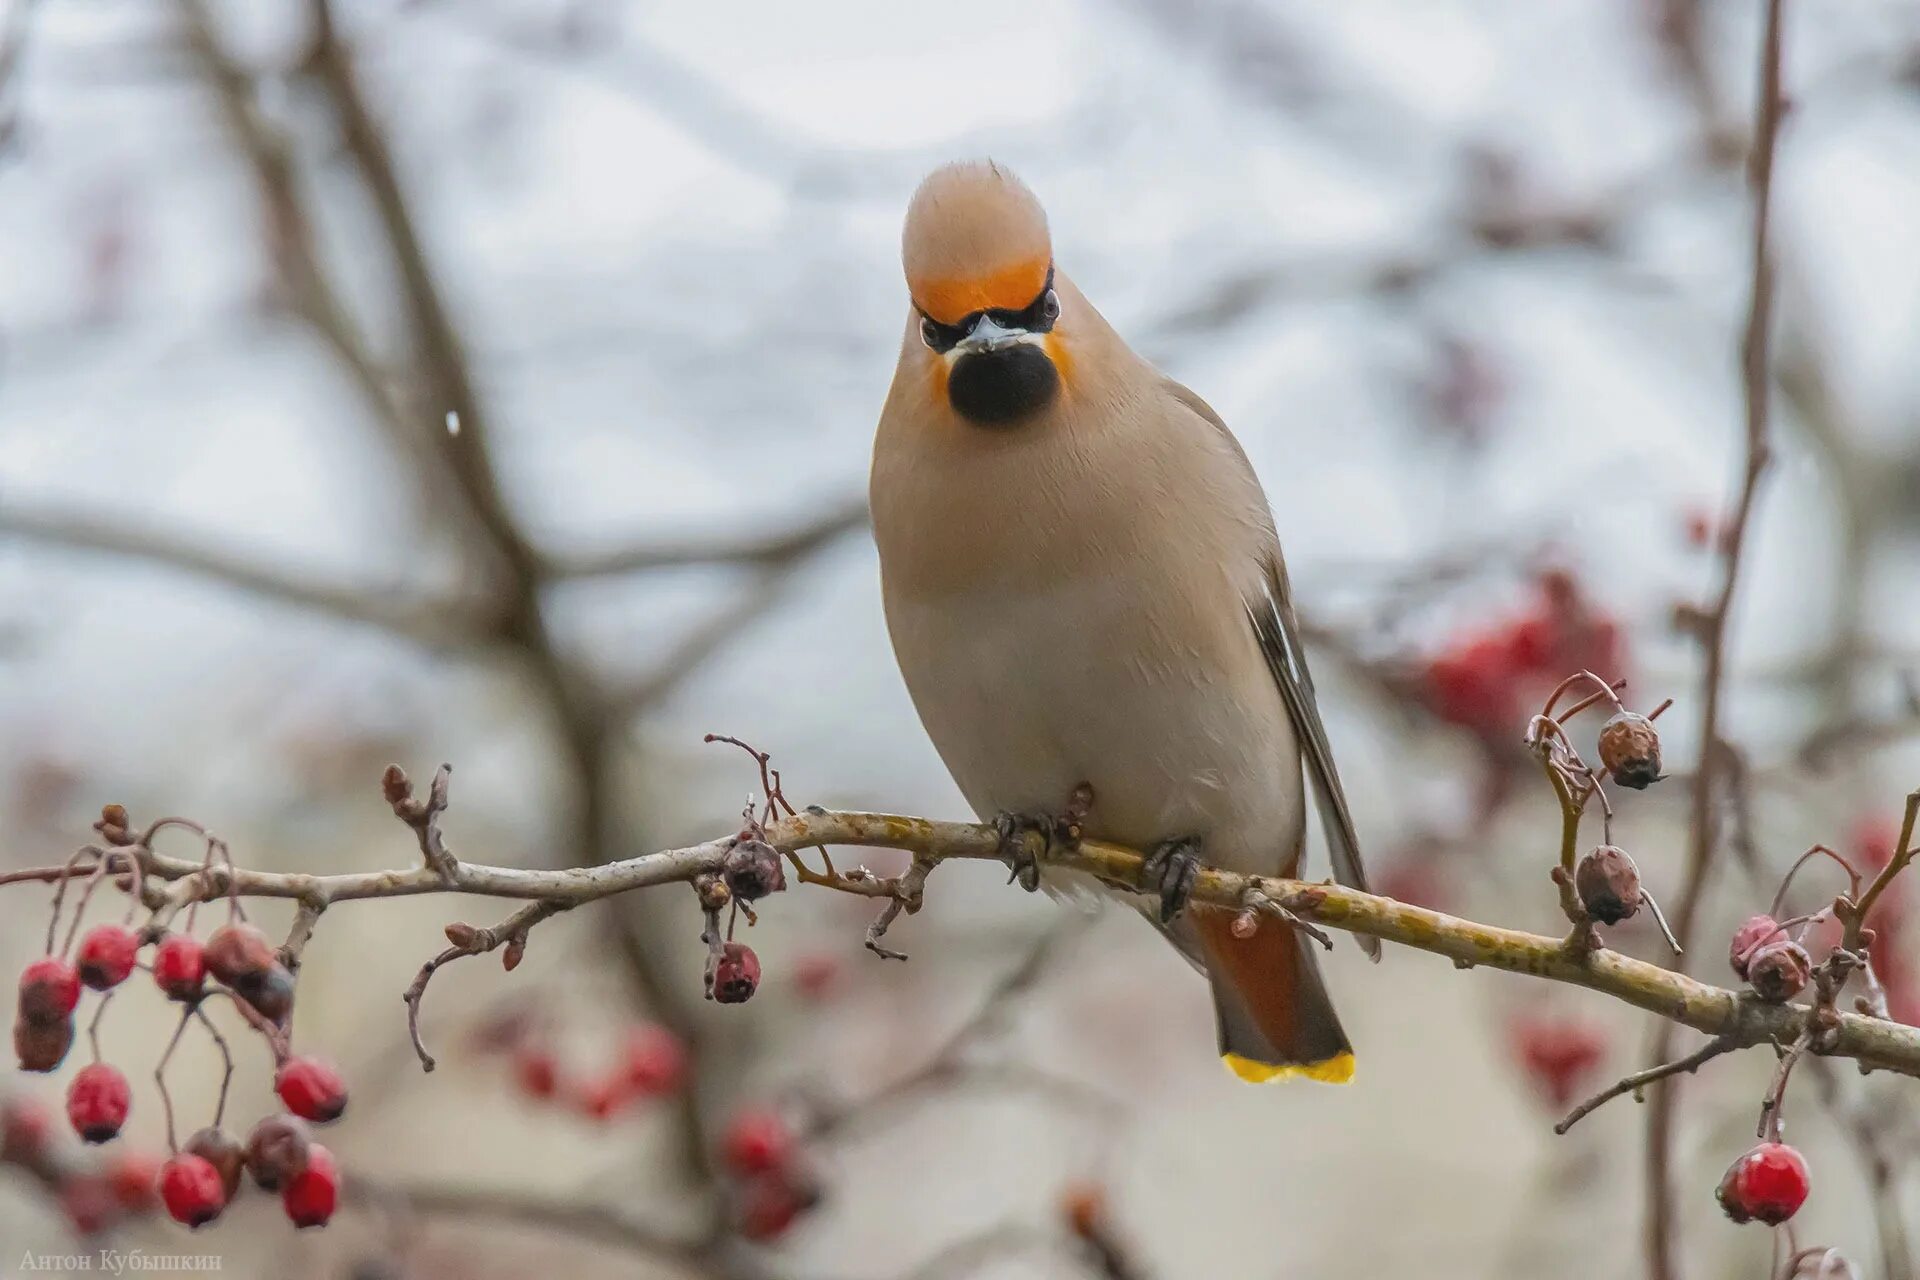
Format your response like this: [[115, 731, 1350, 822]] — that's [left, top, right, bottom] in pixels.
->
[[1041, 290, 1060, 323], [920, 317, 941, 350]]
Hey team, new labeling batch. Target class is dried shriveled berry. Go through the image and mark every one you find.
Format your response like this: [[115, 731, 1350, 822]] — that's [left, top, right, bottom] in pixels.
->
[[15, 1014, 75, 1073], [1575, 845, 1643, 925], [204, 923, 277, 986], [160, 1153, 227, 1228], [185, 1126, 245, 1200], [720, 1108, 793, 1178], [622, 1023, 687, 1095], [152, 935, 207, 1001], [275, 1056, 348, 1123], [245, 1113, 311, 1191], [281, 1141, 338, 1228], [1728, 914, 1782, 980], [723, 838, 786, 902], [1717, 1142, 1810, 1225], [76, 924, 141, 991], [66, 1063, 131, 1143], [233, 964, 295, 1022], [1747, 940, 1813, 1002], [18, 958, 82, 1025], [1597, 711, 1662, 789], [711, 942, 761, 1005]]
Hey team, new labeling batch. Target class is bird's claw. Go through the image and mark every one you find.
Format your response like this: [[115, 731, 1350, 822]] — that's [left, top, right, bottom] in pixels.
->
[[993, 785, 1091, 893], [1142, 836, 1202, 923]]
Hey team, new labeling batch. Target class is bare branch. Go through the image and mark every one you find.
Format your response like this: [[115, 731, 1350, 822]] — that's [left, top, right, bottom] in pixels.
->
[[1646, 6, 1790, 1274]]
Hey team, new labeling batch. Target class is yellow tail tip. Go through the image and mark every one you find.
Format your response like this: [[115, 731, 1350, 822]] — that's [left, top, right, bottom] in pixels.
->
[[1223, 1051, 1355, 1085]]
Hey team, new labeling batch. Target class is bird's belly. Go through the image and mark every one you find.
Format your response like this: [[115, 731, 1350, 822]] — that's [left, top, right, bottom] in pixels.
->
[[890, 577, 1304, 874]]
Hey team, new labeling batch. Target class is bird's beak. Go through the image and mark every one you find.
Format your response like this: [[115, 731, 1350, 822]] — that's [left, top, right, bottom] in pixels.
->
[[954, 314, 1028, 355]]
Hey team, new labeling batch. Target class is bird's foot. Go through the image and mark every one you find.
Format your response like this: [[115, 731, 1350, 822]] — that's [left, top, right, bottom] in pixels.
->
[[1142, 835, 1203, 923], [993, 782, 1093, 893]]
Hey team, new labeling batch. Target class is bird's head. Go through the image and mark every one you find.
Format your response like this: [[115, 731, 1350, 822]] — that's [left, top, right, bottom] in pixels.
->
[[901, 161, 1067, 427]]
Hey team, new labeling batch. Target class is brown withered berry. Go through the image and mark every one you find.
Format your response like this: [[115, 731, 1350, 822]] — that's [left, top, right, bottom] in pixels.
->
[[1728, 914, 1782, 980], [204, 923, 277, 986], [723, 838, 786, 902], [244, 1114, 311, 1191], [1574, 845, 1643, 925], [711, 942, 761, 1004], [185, 1127, 246, 1200], [232, 964, 296, 1022], [1597, 711, 1662, 789], [15, 1014, 74, 1073], [1746, 940, 1812, 1002]]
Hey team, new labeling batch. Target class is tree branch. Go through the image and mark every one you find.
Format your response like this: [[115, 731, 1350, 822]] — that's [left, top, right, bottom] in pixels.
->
[[39, 795, 1920, 1080], [1646, 4, 1788, 1273]]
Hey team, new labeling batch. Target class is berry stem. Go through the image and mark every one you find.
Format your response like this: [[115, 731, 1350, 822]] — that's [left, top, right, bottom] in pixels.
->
[[193, 1005, 236, 1128]]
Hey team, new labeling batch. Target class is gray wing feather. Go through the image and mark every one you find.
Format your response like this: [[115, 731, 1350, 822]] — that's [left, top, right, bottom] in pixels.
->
[[1249, 559, 1381, 961], [1161, 376, 1379, 962]]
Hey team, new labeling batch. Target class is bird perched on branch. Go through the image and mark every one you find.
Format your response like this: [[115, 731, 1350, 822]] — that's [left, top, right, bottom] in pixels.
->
[[871, 161, 1378, 1084]]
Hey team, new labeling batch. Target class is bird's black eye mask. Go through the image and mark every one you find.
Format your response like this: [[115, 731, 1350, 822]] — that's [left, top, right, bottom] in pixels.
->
[[918, 264, 1059, 354]]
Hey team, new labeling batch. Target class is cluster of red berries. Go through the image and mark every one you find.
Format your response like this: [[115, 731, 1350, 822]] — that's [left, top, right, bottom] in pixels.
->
[[719, 1107, 820, 1243], [492, 1020, 688, 1121], [15, 916, 301, 1079], [1507, 1011, 1609, 1110], [157, 1096, 342, 1230], [1422, 568, 1626, 744], [14, 895, 350, 1231]]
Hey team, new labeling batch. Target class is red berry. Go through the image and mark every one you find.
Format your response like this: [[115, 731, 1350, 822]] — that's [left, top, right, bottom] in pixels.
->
[[159, 1153, 227, 1227], [1728, 915, 1782, 980], [1511, 1014, 1607, 1109], [61, 1175, 119, 1236], [66, 1063, 131, 1143], [1717, 1142, 1810, 1225], [711, 942, 761, 1005], [204, 922, 277, 986], [736, 1172, 809, 1242], [622, 1023, 687, 1095], [152, 935, 207, 1001], [721, 1108, 793, 1178], [76, 924, 141, 991], [244, 1113, 311, 1191], [14, 1014, 74, 1073], [281, 1141, 338, 1228], [513, 1045, 560, 1100], [18, 957, 82, 1024], [105, 1149, 163, 1212], [185, 1126, 245, 1200], [275, 1055, 348, 1123], [793, 953, 842, 1003], [1, 1094, 54, 1163], [574, 1072, 633, 1122]]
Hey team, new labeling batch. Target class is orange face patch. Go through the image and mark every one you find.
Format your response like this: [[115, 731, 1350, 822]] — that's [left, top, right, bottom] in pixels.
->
[[911, 254, 1051, 327]]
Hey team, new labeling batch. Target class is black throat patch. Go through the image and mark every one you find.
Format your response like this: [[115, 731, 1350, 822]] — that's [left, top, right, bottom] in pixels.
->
[[947, 345, 1060, 426]]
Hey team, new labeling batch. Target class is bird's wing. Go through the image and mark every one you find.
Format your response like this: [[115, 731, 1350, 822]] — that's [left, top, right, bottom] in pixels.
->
[[1164, 380, 1381, 962]]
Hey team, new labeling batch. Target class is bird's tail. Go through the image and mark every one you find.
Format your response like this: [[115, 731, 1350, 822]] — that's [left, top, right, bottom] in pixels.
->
[[1192, 906, 1353, 1084]]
